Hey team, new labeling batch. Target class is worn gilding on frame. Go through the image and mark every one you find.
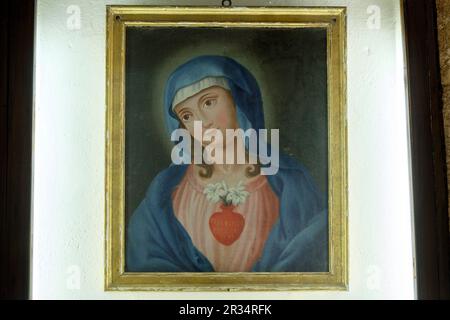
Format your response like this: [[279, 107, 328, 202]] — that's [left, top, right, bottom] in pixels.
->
[[105, 6, 348, 291]]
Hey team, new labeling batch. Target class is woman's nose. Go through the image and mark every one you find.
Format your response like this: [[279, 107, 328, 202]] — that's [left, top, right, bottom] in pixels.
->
[[196, 111, 213, 129], [202, 119, 213, 130]]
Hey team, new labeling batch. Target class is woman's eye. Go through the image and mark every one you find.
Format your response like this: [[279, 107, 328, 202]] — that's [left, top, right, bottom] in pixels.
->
[[203, 98, 217, 108], [181, 113, 192, 122]]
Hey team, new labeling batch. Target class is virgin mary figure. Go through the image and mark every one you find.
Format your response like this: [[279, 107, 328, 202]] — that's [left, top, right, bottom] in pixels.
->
[[126, 55, 328, 272]]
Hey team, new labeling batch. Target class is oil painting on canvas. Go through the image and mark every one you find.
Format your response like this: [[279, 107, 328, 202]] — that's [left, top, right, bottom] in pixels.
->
[[106, 6, 347, 290], [125, 28, 328, 273]]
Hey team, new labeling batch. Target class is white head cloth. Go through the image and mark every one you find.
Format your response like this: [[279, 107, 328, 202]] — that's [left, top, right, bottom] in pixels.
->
[[171, 76, 230, 110]]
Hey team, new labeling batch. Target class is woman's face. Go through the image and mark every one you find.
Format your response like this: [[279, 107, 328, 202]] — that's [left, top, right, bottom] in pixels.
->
[[174, 86, 239, 139]]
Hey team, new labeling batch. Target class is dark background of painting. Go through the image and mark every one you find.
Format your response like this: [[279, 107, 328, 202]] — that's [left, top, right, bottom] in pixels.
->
[[125, 27, 328, 220]]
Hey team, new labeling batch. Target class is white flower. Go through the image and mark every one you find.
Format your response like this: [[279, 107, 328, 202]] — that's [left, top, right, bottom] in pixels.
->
[[225, 181, 250, 206], [203, 181, 228, 203], [204, 181, 249, 206]]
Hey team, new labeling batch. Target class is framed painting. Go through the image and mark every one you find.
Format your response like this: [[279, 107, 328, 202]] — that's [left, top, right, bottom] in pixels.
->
[[105, 6, 348, 291]]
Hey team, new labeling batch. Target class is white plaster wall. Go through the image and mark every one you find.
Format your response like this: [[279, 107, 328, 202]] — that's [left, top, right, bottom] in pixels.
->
[[32, 0, 415, 299]]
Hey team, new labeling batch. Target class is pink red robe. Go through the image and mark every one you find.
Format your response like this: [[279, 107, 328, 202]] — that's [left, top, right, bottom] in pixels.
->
[[172, 165, 279, 272]]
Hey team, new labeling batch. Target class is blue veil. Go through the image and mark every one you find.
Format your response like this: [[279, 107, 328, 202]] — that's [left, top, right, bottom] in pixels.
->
[[127, 55, 328, 272], [164, 55, 264, 137]]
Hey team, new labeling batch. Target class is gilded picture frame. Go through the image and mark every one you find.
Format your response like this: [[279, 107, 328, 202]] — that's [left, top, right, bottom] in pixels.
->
[[105, 5, 348, 291]]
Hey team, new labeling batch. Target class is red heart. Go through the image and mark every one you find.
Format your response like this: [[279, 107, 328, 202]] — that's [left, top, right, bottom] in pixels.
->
[[209, 205, 245, 246]]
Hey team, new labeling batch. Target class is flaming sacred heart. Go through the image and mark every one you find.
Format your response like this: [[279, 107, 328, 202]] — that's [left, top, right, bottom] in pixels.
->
[[209, 205, 245, 246]]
